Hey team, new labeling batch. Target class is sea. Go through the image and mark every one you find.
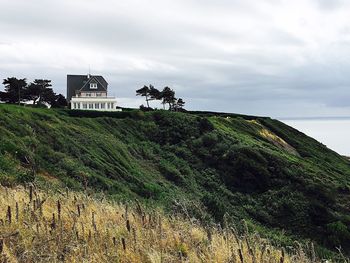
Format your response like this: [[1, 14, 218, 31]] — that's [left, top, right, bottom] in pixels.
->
[[280, 118, 350, 156]]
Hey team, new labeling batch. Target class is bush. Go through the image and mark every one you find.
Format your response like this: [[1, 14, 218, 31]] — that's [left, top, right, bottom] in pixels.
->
[[198, 117, 214, 133], [326, 221, 350, 248], [201, 193, 226, 222], [224, 148, 271, 192], [159, 160, 185, 185]]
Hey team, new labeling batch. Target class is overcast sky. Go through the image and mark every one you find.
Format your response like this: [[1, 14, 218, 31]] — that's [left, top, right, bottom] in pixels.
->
[[1, 0, 350, 118]]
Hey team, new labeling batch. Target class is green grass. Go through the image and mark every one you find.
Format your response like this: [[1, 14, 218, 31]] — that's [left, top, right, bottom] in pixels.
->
[[1, 104, 350, 259]]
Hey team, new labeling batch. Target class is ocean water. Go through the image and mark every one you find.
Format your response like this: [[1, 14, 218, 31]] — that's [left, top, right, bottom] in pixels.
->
[[281, 118, 350, 156]]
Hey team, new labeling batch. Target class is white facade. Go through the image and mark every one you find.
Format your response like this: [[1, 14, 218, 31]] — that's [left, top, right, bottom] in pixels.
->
[[71, 96, 121, 111], [68, 74, 121, 111]]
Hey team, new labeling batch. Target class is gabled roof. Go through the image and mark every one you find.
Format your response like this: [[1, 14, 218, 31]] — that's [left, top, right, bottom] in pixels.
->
[[67, 74, 108, 101], [79, 76, 107, 92]]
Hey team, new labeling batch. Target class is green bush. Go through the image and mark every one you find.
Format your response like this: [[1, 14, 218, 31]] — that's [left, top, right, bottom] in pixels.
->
[[327, 221, 350, 248], [159, 160, 185, 185]]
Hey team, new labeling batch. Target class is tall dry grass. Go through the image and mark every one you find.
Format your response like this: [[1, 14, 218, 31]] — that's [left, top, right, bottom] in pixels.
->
[[0, 185, 318, 263]]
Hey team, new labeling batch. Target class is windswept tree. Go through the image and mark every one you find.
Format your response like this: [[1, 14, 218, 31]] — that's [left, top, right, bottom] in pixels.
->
[[149, 86, 161, 101], [136, 84, 185, 111], [0, 77, 28, 104], [174, 98, 185, 111], [161, 87, 176, 110], [136, 85, 151, 108], [26, 79, 52, 105]]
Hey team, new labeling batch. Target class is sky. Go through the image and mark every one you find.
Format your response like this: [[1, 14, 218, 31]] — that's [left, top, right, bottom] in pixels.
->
[[1, 0, 350, 118]]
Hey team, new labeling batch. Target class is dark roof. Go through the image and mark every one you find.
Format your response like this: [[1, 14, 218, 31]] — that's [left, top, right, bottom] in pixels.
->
[[67, 74, 108, 101], [79, 76, 107, 93]]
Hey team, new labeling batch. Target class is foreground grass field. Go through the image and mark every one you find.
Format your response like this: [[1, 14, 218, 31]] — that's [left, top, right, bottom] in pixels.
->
[[0, 185, 319, 263]]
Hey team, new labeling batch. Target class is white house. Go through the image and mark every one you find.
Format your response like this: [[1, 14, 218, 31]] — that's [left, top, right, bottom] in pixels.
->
[[67, 74, 121, 111]]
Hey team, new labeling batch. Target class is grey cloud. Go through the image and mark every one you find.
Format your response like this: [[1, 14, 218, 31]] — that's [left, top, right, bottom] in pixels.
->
[[315, 0, 344, 10], [1, 0, 350, 118]]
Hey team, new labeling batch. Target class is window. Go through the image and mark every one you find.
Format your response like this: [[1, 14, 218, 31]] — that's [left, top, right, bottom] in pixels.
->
[[83, 103, 87, 109], [96, 93, 102, 97], [77, 103, 81, 109], [111, 103, 114, 109], [107, 103, 110, 109], [95, 103, 99, 109], [86, 93, 91, 97], [73, 103, 77, 109], [90, 83, 98, 89], [101, 103, 105, 109], [89, 103, 93, 109]]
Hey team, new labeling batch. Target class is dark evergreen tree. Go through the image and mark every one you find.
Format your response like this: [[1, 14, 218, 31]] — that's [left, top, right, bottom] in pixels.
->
[[174, 98, 185, 111], [26, 79, 52, 105], [51, 94, 68, 108], [136, 84, 185, 111], [39, 87, 56, 105], [161, 87, 176, 110], [136, 85, 151, 108], [0, 77, 28, 104], [149, 86, 162, 101]]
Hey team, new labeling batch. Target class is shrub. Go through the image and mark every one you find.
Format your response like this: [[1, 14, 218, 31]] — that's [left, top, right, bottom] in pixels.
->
[[198, 117, 214, 133], [201, 193, 227, 222], [326, 221, 350, 248], [159, 160, 185, 185]]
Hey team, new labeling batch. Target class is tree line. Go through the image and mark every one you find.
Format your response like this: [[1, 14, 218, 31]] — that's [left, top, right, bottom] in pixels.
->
[[136, 85, 185, 111], [0, 77, 67, 108]]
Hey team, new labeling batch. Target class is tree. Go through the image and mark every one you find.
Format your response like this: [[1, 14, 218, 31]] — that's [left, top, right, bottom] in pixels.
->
[[0, 90, 8, 103], [1, 77, 28, 104], [161, 87, 176, 110], [26, 79, 52, 105], [136, 85, 151, 108], [39, 87, 56, 105], [149, 86, 162, 101], [51, 94, 68, 108], [174, 98, 185, 111], [0, 77, 64, 108], [136, 84, 185, 111]]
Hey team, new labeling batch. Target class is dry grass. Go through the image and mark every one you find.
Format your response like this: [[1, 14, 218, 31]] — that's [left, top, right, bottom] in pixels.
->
[[0, 185, 318, 263], [248, 119, 299, 156]]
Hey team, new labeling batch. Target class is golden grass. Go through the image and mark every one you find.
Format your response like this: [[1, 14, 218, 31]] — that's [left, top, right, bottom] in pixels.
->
[[0, 185, 317, 263], [248, 120, 299, 156]]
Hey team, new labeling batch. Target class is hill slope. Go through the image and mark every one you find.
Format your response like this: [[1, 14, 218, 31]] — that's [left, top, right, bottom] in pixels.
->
[[1, 104, 350, 257]]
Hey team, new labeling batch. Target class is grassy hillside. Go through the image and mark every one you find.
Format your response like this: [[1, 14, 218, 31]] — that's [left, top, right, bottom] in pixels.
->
[[1, 104, 350, 259]]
